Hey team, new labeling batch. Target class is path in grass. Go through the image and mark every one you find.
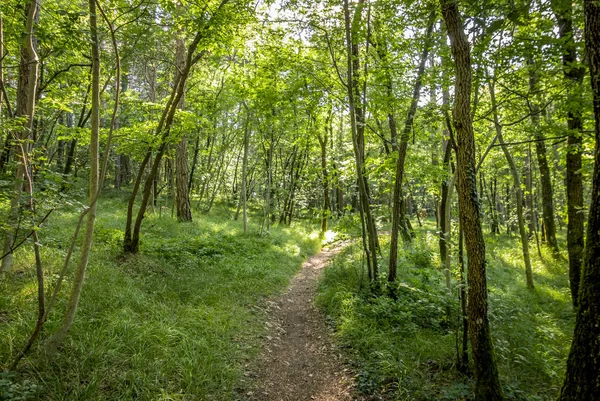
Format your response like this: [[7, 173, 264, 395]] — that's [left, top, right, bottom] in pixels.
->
[[248, 241, 356, 401]]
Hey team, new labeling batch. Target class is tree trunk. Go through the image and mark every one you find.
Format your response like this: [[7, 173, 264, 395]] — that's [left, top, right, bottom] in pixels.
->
[[1, 0, 40, 276], [241, 111, 249, 232], [551, 0, 585, 307], [343, 0, 378, 281], [558, 1, 600, 397], [527, 57, 559, 255], [457, 217, 469, 375], [174, 37, 192, 222], [317, 114, 331, 234], [388, 11, 435, 282], [488, 78, 534, 289], [45, 0, 99, 351], [176, 136, 192, 221], [440, 1, 504, 399]]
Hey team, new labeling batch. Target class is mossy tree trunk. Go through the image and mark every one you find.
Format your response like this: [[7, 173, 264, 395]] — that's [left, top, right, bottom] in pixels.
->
[[440, 0, 504, 399], [551, 0, 585, 308], [558, 0, 600, 398]]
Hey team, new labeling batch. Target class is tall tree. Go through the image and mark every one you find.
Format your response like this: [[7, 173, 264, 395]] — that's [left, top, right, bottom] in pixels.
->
[[343, 0, 379, 281], [388, 10, 435, 282], [558, 0, 600, 398], [488, 76, 534, 289], [527, 56, 559, 254], [175, 37, 192, 222], [124, 0, 231, 253], [440, 0, 504, 399], [1, 0, 41, 275], [551, 0, 585, 307], [46, 0, 100, 351]]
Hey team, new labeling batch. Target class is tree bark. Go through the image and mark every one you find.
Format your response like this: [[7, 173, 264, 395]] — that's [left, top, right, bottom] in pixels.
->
[[440, 1, 504, 399], [388, 10, 436, 282], [343, 0, 379, 281], [1, 0, 41, 276], [551, 0, 585, 307], [527, 58, 559, 255], [558, 1, 600, 397], [46, 0, 100, 351], [488, 78, 534, 289], [174, 37, 192, 222], [241, 110, 249, 232]]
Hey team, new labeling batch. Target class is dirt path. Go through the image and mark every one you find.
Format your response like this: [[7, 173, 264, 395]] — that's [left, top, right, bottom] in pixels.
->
[[247, 242, 356, 401]]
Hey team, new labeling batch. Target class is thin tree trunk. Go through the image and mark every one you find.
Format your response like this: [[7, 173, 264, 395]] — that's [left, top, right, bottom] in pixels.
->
[[343, 0, 378, 281], [440, 1, 504, 399], [488, 78, 534, 289], [527, 57, 559, 255], [389, 11, 436, 282], [45, 0, 100, 351], [241, 111, 249, 232], [317, 113, 331, 234], [188, 133, 201, 193]]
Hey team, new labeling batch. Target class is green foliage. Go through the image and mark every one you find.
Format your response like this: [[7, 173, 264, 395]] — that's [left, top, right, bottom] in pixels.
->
[[0, 372, 39, 401], [317, 225, 574, 401], [0, 196, 320, 400]]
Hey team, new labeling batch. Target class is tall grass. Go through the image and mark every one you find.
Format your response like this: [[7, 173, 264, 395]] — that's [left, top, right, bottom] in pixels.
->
[[0, 193, 321, 400], [316, 220, 573, 401]]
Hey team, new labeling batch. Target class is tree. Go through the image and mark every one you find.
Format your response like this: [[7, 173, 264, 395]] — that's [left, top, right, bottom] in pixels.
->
[[388, 9, 435, 282], [440, 0, 504, 399], [343, 0, 379, 281], [124, 0, 232, 253], [488, 76, 534, 289], [551, 0, 585, 307], [557, 0, 600, 398], [175, 36, 192, 222], [1, 0, 41, 275], [44, 0, 101, 352]]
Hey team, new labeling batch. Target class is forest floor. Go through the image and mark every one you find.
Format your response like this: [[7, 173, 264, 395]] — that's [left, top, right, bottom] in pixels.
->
[[246, 240, 360, 401]]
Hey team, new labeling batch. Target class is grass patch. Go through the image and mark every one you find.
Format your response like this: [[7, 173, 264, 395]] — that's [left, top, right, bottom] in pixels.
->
[[0, 194, 321, 400], [316, 220, 574, 401]]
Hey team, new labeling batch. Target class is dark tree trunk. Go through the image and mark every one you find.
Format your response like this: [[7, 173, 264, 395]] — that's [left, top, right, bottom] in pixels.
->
[[343, 0, 378, 281], [558, 1, 600, 397], [551, 0, 585, 307], [440, 1, 504, 399], [488, 78, 534, 289], [174, 38, 192, 222], [318, 121, 330, 234], [176, 135, 192, 221], [527, 60, 558, 254], [1, 0, 40, 275], [388, 11, 435, 282]]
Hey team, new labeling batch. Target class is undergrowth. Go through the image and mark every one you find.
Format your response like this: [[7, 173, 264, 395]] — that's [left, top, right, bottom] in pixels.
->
[[316, 220, 574, 401], [0, 193, 321, 400]]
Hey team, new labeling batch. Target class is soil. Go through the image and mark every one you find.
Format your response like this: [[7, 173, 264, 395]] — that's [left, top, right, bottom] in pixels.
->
[[246, 241, 358, 401]]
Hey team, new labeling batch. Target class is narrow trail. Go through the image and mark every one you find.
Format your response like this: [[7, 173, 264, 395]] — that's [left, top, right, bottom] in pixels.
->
[[247, 241, 357, 401]]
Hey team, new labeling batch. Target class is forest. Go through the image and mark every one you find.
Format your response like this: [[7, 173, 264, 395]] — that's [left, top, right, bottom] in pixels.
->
[[1, 0, 599, 400]]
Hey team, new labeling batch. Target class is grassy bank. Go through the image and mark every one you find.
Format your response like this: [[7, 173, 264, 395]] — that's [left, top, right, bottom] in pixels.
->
[[316, 221, 573, 401], [0, 193, 321, 400]]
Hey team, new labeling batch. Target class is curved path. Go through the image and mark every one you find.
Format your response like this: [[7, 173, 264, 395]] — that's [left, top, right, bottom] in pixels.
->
[[247, 242, 357, 401]]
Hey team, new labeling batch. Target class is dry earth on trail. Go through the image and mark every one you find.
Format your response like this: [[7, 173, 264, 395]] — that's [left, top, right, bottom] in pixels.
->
[[245, 241, 361, 401]]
